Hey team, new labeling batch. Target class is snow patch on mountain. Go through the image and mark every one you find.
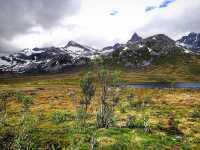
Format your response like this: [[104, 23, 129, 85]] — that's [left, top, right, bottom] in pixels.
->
[[177, 32, 200, 53], [0, 58, 11, 66]]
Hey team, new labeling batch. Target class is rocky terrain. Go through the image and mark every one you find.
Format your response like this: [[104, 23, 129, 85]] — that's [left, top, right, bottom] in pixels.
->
[[0, 33, 199, 73]]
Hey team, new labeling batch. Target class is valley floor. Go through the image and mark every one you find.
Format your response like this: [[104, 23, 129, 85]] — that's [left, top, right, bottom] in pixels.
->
[[0, 68, 200, 149]]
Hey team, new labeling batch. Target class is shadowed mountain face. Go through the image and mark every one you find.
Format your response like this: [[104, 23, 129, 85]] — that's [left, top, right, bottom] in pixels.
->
[[103, 34, 187, 68], [0, 33, 197, 73], [177, 32, 200, 52], [128, 33, 143, 43]]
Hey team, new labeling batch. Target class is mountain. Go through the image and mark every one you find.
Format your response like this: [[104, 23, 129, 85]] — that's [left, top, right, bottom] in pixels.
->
[[128, 33, 143, 44], [0, 33, 197, 73], [176, 32, 200, 53], [103, 34, 188, 68], [0, 41, 98, 73]]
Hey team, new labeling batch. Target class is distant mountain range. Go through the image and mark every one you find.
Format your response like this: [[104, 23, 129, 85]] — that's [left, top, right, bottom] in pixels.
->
[[0, 32, 199, 73]]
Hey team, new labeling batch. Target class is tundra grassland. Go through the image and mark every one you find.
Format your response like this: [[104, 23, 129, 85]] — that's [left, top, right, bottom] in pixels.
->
[[0, 64, 200, 149]]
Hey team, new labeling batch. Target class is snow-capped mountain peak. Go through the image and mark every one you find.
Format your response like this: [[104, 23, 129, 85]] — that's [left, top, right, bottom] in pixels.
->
[[177, 32, 200, 53], [0, 33, 199, 73], [0, 41, 99, 73]]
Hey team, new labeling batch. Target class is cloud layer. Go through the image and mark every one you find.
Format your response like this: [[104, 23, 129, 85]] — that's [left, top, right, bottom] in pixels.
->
[[0, 0, 80, 53], [0, 0, 200, 54]]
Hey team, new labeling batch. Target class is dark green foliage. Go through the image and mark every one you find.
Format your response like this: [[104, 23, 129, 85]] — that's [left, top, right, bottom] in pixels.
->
[[126, 93, 135, 108], [125, 115, 151, 132], [126, 115, 144, 129], [80, 72, 95, 111], [44, 140, 63, 150], [96, 69, 121, 129], [0, 129, 15, 150], [96, 104, 115, 128]]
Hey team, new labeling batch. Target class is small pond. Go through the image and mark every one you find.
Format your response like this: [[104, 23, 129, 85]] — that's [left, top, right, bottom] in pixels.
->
[[124, 82, 200, 89]]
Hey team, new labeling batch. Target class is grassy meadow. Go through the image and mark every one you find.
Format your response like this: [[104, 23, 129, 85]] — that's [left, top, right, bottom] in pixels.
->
[[0, 62, 200, 149]]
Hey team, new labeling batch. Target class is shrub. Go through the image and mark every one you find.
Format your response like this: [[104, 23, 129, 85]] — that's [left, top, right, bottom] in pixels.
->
[[126, 115, 135, 128], [0, 92, 16, 127], [167, 113, 182, 135], [143, 96, 152, 105], [44, 140, 63, 150], [14, 133, 38, 150], [127, 94, 147, 110], [16, 93, 33, 111], [119, 104, 126, 113], [96, 69, 121, 129], [190, 106, 200, 118], [125, 115, 151, 132], [80, 72, 95, 111], [112, 92, 120, 109], [14, 115, 39, 150], [50, 111, 68, 124], [76, 107, 88, 128], [126, 93, 135, 101], [126, 115, 143, 129], [0, 129, 15, 150], [96, 104, 115, 128]]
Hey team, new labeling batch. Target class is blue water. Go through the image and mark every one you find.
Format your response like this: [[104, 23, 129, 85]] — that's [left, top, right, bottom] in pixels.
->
[[124, 82, 200, 89]]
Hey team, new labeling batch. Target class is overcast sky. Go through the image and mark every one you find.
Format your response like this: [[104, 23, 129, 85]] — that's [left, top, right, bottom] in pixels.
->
[[0, 0, 200, 54]]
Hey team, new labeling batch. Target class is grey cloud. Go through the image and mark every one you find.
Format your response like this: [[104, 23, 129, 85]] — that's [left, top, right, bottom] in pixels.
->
[[0, 0, 80, 54], [138, 2, 200, 40]]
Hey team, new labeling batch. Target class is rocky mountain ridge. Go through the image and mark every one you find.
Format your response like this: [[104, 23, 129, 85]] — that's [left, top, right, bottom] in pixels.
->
[[176, 32, 200, 53], [0, 33, 198, 73]]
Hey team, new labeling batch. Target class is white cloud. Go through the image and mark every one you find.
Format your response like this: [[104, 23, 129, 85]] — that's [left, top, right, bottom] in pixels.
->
[[1, 0, 200, 52]]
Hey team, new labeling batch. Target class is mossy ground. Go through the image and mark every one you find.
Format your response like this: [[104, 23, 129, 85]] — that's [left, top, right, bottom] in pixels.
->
[[0, 63, 200, 149]]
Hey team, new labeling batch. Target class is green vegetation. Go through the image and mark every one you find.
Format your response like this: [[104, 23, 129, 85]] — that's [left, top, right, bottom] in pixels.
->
[[0, 57, 200, 149], [50, 111, 68, 124]]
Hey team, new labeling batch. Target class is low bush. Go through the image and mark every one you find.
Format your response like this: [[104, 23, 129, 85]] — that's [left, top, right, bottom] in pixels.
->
[[50, 111, 68, 124], [126, 115, 151, 132], [190, 106, 200, 119], [16, 93, 33, 111], [119, 104, 126, 113], [0, 129, 15, 150], [96, 105, 115, 128], [167, 113, 182, 135]]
